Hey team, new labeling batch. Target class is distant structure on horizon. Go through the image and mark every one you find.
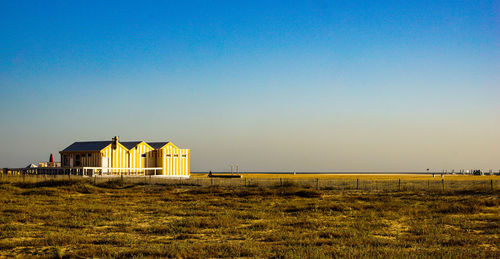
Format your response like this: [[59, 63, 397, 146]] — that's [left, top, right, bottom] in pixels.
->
[[59, 136, 190, 177]]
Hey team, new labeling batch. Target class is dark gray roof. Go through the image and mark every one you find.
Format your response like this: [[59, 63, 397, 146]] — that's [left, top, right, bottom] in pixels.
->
[[147, 142, 169, 149], [120, 141, 142, 149], [62, 140, 171, 152], [26, 163, 38, 168], [62, 141, 111, 152]]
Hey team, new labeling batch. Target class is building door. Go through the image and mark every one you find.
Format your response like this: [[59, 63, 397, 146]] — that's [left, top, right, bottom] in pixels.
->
[[102, 157, 109, 173], [141, 153, 147, 175], [142, 156, 146, 174], [69, 157, 73, 167]]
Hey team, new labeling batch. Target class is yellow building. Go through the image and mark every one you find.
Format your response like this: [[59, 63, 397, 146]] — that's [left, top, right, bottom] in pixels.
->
[[149, 142, 190, 177], [59, 136, 190, 177], [123, 141, 153, 174]]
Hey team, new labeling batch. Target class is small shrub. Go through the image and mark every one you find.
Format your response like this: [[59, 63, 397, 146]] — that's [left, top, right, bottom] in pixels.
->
[[53, 246, 64, 259], [95, 179, 128, 189], [272, 180, 298, 188], [21, 189, 56, 196], [247, 222, 269, 231], [15, 179, 83, 188], [174, 233, 192, 240], [234, 188, 274, 197], [436, 203, 480, 214], [73, 183, 94, 193], [280, 189, 321, 198]]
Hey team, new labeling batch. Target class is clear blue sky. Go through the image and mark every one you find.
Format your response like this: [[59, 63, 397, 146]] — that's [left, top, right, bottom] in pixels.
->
[[1, 0, 499, 171]]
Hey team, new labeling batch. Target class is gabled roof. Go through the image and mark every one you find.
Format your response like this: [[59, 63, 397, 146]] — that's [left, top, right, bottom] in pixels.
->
[[62, 141, 112, 152], [120, 141, 142, 150], [62, 140, 174, 152], [147, 142, 170, 149]]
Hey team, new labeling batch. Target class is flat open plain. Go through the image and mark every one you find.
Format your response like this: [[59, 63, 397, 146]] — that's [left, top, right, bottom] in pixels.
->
[[0, 175, 498, 258]]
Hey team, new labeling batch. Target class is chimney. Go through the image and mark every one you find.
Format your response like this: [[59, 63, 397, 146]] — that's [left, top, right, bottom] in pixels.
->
[[112, 136, 120, 149]]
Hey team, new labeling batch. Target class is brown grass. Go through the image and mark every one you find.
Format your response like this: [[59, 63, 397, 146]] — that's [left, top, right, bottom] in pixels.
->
[[193, 173, 499, 180], [0, 177, 498, 258]]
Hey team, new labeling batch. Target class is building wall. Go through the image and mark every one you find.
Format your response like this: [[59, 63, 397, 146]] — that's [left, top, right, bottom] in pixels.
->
[[83, 152, 100, 167], [60, 140, 190, 177], [159, 143, 190, 176], [146, 150, 157, 168], [128, 142, 153, 173], [100, 143, 129, 173], [60, 152, 100, 167]]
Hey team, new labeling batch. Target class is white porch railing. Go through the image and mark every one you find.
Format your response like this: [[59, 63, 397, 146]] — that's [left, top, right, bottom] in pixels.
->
[[2, 167, 164, 176]]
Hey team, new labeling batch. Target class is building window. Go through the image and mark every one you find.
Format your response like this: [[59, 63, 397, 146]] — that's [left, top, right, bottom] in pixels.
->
[[166, 154, 171, 157], [63, 155, 69, 166], [182, 154, 187, 157], [75, 154, 81, 166], [174, 154, 179, 157], [141, 154, 146, 158]]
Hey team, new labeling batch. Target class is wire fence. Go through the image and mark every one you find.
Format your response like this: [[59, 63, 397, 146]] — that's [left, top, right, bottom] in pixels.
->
[[0, 174, 498, 193]]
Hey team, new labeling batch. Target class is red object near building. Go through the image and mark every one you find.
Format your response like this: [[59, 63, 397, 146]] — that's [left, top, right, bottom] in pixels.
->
[[49, 153, 54, 163]]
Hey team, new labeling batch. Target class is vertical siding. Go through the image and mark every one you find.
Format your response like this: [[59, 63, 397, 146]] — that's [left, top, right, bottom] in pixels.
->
[[158, 144, 190, 176], [60, 151, 100, 167], [186, 149, 191, 176], [61, 141, 189, 177], [100, 144, 129, 174], [101, 145, 110, 172], [128, 142, 153, 174]]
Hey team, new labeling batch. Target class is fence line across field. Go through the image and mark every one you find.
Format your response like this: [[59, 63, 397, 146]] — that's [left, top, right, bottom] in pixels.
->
[[0, 173, 497, 192]]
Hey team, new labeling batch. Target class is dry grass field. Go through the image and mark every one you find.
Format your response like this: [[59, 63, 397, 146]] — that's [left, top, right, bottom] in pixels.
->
[[193, 173, 498, 180], [0, 176, 498, 258]]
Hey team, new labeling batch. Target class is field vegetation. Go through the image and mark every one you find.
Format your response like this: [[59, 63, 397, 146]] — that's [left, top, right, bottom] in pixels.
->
[[193, 173, 498, 180], [0, 176, 498, 258]]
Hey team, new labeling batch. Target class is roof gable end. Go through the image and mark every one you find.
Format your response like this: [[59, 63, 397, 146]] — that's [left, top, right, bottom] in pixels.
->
[[121, 141, 153, 150], [147, 142, 171, 149]]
